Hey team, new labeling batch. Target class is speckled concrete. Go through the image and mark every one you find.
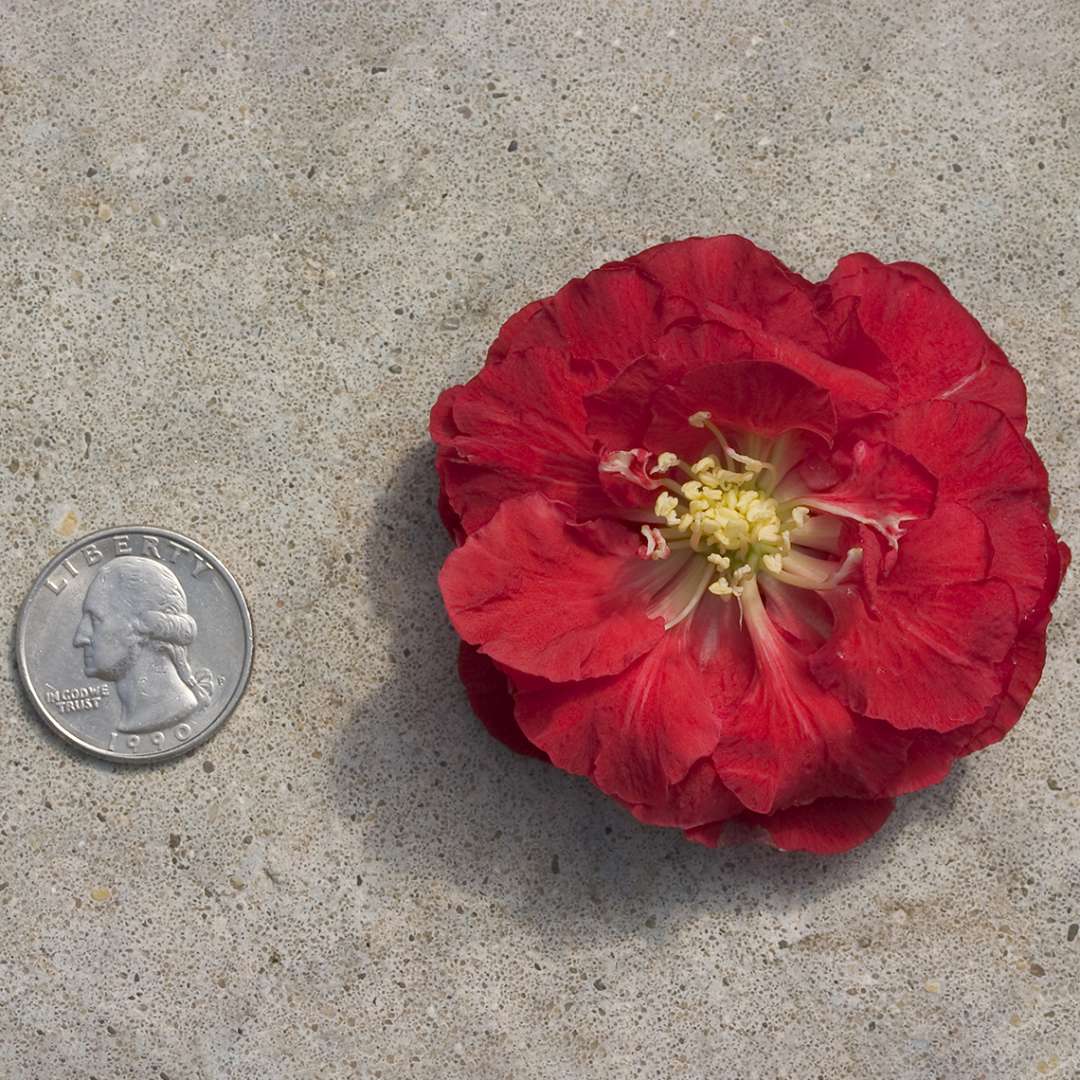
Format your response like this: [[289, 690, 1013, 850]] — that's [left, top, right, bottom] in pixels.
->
[[1, 2, 1077, 1077]]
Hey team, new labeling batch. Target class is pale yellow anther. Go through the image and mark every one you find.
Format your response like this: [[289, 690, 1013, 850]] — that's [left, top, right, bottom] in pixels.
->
[[756, 523, 781, 545], [708, 579, 738, 597], [636, 416, 808, 598], [654, 492, 679, 518], [736, 490, 757, 514]]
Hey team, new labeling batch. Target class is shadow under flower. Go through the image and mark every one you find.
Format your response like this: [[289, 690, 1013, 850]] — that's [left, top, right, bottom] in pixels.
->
[[330, 441, 967, 944]]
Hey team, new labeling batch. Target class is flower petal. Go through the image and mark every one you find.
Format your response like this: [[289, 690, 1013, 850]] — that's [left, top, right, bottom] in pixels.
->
[[633, 234, 823, 336], [486, 260, 678, 366], [513, 595, 754, 810], [457, 642, 548, 760], [432, 346, 612, 533], [854, 400, 1057, 622], [440, 493, 665, 681], [686, 796, 895, 854], [436, 451, 613, 537], [711, 577, 908, 814], [622, 757, 743, 829], [646, 360, 837, 457], [633, 235, 895, 410], [584, 322, 750, 450], [820, 253, 1025, 425], [810, 507, 1020, 732], [758, 574, 833, 651], [959, 615, 1049, 755], [780, 440, 936, 546]]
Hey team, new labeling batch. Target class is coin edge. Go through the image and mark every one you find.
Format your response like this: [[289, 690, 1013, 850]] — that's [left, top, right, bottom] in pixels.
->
[[14, 525, 255, 764]]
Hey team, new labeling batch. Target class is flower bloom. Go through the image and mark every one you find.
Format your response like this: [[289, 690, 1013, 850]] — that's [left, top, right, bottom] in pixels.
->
[[431, 236, 1069, 854]]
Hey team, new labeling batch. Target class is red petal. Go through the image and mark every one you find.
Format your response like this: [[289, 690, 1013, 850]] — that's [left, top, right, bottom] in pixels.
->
[[633, 235, 823, 338], [646, 359, 836, 457], [782, 440, 936, 546], [685, 796, 895, 854], [855, 400, 1057, 622], [858, 400, 1047, 509], [433, 345, 611, 533], [820, 254, 1026, 425], [440, 493, 664, 681], [485, 298, 547, 365], [513, 595, 754, 810], [457, 642, 548, 760], [760, 794, 894, 853], [623, 757, 743, 829], [959, 615, 1049, 755], [485, 260, 677, 367], [758, 574, 833, 651], [435, 458, 467, 544], [940, 359, 1028, 435], [437, 452, 613, 537], [633, 235, 895, 410], [703, 306, 894, 414], [584, 322, 750, 450], [810, 507, 1020, 732], [712, 578, 909, 814], [886, 503, 995, 587]]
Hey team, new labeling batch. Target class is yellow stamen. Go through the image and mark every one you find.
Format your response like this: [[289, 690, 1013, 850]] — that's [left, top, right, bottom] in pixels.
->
[[646, 436, 810, 592]]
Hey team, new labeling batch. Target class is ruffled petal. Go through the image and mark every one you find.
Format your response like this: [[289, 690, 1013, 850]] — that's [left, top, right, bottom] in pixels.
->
[[513, 595, 754, 810], [959, 615, 1049, 755], [457, 642, 548, 760], [702, 306, 895, 414], [819, 253, 1026, 426], [432, 346, 612, 533], [686, 796, 895, 854], [436, 469, 466, 544], [854, 400, 1056, 622], [636, 237, 891, 410], [584, 322, 750, 450], [711, 577, 907, 814], [622, 757, 743, 829], [485, 259, 678, 367], [810, 507, 1020, 732], [440, 493, 665, 681], [779, 440, 936, 546], [436, 451, 613, 537], [960, 542, 1068, 754], [757, 574, 833, 651], [632, 234, 823, 338], [644, 360, 836, 462]]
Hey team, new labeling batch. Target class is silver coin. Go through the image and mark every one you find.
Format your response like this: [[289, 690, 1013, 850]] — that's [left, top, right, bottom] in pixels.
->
[[15, 526, 253, 763]]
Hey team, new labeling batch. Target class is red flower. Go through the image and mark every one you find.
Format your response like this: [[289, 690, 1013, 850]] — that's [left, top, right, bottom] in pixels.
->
[[431, 237, 1069, 855]]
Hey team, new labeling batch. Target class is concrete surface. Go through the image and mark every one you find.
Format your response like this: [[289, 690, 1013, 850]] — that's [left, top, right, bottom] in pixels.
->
[[1, 2, 1077, 1077]]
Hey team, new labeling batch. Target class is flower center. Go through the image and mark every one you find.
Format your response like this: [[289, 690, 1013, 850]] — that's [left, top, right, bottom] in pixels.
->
[[641, 412, 809, 597]]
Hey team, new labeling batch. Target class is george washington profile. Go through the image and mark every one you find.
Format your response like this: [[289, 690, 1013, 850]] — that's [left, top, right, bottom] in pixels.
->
[[73, 557, 214, 733]]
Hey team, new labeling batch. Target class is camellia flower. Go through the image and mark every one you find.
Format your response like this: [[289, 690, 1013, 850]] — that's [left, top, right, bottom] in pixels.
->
[[431, 236, 1069, 854]]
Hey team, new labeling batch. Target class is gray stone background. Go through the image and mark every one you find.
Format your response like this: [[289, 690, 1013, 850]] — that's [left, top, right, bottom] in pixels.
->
[[1, 1, 1077, 1077]]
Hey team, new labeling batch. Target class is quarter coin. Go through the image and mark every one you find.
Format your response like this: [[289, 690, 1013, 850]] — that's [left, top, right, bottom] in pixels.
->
[[16, 526, 253, 763]]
